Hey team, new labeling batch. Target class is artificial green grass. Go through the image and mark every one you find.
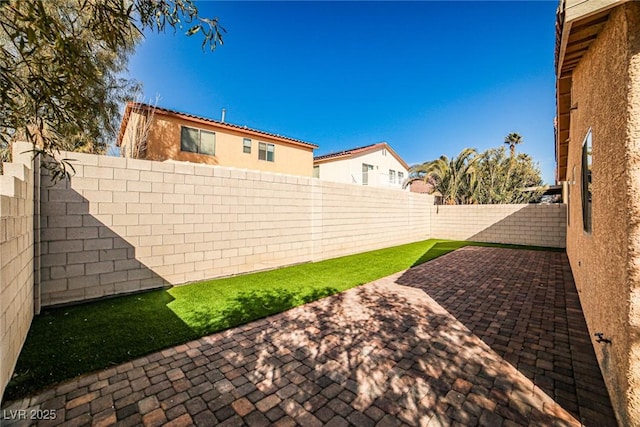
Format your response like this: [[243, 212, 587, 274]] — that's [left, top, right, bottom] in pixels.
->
[[4, 239, 561, 401]]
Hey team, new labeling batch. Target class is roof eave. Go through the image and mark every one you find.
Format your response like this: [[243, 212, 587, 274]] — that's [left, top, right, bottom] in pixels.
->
[[120, 102, 318, 150], [313, 142, 410, 170], [555, 0, 623, 182]]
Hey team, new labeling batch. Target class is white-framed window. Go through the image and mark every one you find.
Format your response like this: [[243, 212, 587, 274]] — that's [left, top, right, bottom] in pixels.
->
[[181, 126, 215, 155], [362, 163, 373, 185], [259, 142, 275, 162], [389, 170, 396, 184], [568, 165, 576, 227], [582, 130, 592, 233], [243, 138, 252, 154], [398, 171, 404, 184], [313, 165, 320, 178]]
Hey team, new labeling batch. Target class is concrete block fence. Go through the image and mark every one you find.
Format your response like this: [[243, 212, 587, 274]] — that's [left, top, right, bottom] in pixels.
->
[[0, 142, 567, 401], [430, 204, 567, 248], [37, 151, 434, 307], [0, 142, 35, 402]]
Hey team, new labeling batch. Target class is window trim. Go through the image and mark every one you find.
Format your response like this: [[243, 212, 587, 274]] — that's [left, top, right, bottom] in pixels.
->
[[362, 163, 374, 185], [581, 129, 592, 234], [389, 169, 396, 184], [180, 125, 216, 156], [243, 138, 252, 154], [258, 142, 275, 162], [568, 166, 576, 228]]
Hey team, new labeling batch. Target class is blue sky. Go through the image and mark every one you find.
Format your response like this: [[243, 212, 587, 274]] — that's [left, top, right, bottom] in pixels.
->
[[128, 1, 558, 183]]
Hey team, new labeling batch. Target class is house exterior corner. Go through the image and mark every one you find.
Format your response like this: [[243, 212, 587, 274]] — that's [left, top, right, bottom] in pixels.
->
[[557, 1, 640, 424]]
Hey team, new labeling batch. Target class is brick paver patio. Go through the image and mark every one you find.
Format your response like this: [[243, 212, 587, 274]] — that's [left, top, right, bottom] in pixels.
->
[[1, 247, 616, 426]]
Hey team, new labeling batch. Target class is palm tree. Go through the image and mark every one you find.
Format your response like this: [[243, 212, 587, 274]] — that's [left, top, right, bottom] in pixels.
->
[[504, 132, 523, 158], [410, 148, 479, 204]]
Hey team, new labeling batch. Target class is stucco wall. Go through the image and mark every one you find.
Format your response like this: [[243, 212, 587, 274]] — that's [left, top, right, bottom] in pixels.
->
[[430, 204, 566, 248], [38, 151, 433, 307], [626, 2, 640, 423], [0, 142, 34, 402], [565, 3, 640, 425], [143, 112, 314, 177]]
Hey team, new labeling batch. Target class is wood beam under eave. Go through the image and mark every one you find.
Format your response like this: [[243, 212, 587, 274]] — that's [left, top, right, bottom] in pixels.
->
[[564, 48, 592, 62], [560, 64, 579, 75], [558, 164, 568, 176], [558, 170, 568, 182], [558, 142, 569, 152], [558, 171, 567, 182], [568, 11, 610, 33], [557, 111, 570, 124], [563, 58, 582, 66], [566, 33, 598, 48], [557, 7, 612, 77], [565, 40, 597, 57], [560, 69, 575, 78]]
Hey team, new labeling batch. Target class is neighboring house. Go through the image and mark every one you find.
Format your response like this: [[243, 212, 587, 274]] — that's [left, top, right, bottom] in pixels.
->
[[555, 1, 640, 425], [117, 102, 318, 176], [404, 177, 434, 194], [313, 143, 409, 189]]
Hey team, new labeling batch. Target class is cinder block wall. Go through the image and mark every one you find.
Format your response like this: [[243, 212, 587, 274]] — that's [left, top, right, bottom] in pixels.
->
[[39, 151, 433, 306], [430, 204, 567, 248], [0, 142, 35, 401], [313, 181, 432, 260]]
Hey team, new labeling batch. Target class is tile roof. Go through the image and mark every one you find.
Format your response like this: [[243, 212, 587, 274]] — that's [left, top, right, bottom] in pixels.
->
[[313, 142, 409, 170], [118, 102, 318, 149], [313, 143, 380, 161]]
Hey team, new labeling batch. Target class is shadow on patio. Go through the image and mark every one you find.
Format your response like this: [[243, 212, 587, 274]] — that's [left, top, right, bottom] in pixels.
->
[[0, 246, 618, 426], [225, 246, 616, 426], [396, 245, 616, 426]]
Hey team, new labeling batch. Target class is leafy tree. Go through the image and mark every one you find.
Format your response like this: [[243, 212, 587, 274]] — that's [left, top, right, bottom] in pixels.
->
[[411, 147, 479, 205], [0, 0, 224, 179], [411, 144, 543, 205], [504, 132, 523, 158], [474, 147, 543, 204]]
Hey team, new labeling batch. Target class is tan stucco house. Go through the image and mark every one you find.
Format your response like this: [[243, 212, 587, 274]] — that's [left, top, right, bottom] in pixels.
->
[[118, 102, 318, 176], [555, 0, 640, 424], [313, 142, 409, 190]]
